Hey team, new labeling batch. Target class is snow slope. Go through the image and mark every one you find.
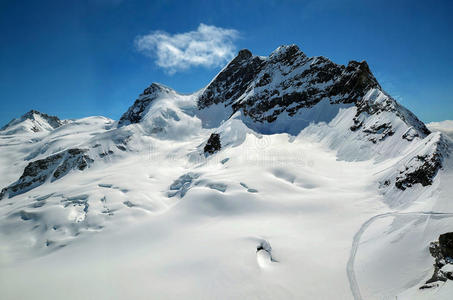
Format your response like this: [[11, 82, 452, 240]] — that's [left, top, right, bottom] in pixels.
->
[[0, 45, 452, 300]]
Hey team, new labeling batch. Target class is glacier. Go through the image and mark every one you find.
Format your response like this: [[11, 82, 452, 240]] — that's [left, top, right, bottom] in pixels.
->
[[0, 44, 452, 300]]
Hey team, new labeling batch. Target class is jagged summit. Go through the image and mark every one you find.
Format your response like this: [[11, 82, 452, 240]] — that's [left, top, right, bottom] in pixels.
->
[[197, 44, 428, 139], [268, 44, 306, 62], [141, 82, 174, 97], [197, 44, 379, 113], [236, 48, 253, 60], [118, 82, 176, 127], [114, 44, 431, 153], [1, 44, 452, 300], [198, 48, 266, 110], [1, 109, 63, 134], [2, 109, 63, 129]]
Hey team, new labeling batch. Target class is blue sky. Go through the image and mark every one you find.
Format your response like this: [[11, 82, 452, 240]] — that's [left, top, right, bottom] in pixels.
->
[[0, 0, 452, 126]]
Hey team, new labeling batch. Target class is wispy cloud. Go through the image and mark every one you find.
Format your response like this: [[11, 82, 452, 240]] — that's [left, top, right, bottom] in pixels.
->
[[135, 24, 239, 74]]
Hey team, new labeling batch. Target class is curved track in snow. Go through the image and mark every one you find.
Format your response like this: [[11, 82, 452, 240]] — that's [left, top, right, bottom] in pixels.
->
[[347, 211, 453, 300]]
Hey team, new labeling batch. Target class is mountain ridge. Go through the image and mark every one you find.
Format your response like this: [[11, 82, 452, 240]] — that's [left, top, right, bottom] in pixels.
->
[[0, 44, 448, 198], [1, 44, 452, 300], [1, 109, 65, 134]]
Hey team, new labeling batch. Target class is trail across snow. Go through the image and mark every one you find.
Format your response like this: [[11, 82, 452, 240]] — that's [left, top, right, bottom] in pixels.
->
[[347, 211, 453, 300], [0, 78, 451, 299]]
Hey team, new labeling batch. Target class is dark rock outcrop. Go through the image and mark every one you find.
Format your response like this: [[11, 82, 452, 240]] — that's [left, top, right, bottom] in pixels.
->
[[352, 90, 430, 137], [420, 233, 453, 289], [118, 83, 173, 127], [439, 232, 453, 259], [362, 122, 395, 143], [395, 136, 448, 190], [198, 49, 266, 109], [395, 154, 442, 190], [197, 45, 430, 143], [1, 110, 63, 132], [204, 133, 221, 155], [198, 45, 382, 123], [99, 150, 114, 158], [0, 149, 93, 200]]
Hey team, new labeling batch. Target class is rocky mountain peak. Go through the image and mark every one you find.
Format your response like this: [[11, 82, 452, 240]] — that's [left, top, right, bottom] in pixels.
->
[[236, 49, 253, 60], [346, 60, 379, 87], [197, 49, 266, 109], [118, 82, 175, 127], [269, 44, 306, 63], [196, 44, 430, 141], [197, 45, 385, 128], [327, 60, 381, 104], [141, 82, 173, 97], [1, 109, 63, 133], [23, 109, 41, 118]]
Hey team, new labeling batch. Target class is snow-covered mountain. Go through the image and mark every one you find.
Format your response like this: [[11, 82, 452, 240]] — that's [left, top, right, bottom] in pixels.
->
[[0, 109, 66, 135], [1, 45, 452, 300]]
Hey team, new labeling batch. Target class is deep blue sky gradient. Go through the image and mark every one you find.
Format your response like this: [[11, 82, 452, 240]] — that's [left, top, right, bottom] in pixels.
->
[[1, 0, 452, 125]]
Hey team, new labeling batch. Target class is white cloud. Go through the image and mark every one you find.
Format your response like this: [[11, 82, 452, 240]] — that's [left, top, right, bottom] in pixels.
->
[[135, 24, 239, 74]]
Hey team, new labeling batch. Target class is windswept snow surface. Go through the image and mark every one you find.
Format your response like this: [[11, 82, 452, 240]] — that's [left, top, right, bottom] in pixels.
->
[[0, 126, 387, 299], [1, 48, 452, 299], [1, 106, 451, 299]]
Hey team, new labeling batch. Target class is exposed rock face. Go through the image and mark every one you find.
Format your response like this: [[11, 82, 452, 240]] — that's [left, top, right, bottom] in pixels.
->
[[402, 127, 420, 141], [1, 110, 64, 133], [395, 154, 442, 190], [197, 45, 430, 143], [0, 149, 93, 200], [52, 149, 93, 179], [395, 135, 449, 190], [118, 83, 174, 127], [352, 89, 430, 137], [198, 49, 265, 109], [420, 233, 453, 289], [198, 45, 383, 123], [440, 232, 453, 259], [197, 46, 443, 190], [204, 133, 221, 154], [361, 122, 395, 143]]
